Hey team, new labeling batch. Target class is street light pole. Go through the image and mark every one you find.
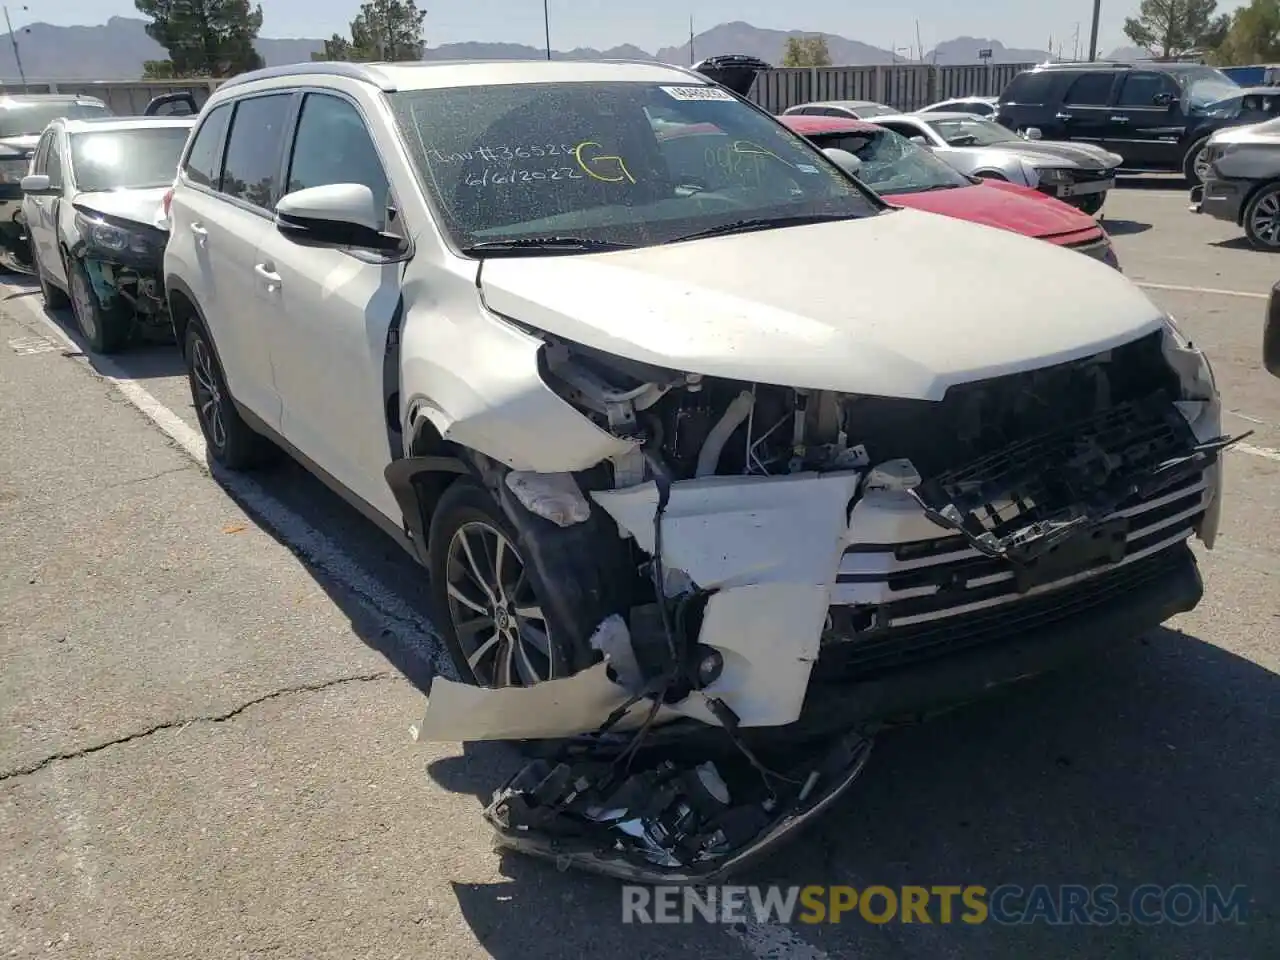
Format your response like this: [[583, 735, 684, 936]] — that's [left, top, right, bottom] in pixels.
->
[[543, 0, 551, 60], [1088, 0, 1101, 61]]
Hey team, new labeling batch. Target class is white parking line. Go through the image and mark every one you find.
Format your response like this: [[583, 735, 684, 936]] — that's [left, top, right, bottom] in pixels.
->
[[1135, 281, 1269, 300], [1237, 441, 1280, 463], [3, 285, 449, 673]]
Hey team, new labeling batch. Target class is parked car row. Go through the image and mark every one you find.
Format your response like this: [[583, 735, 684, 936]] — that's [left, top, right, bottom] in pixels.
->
[[2, 59, 1248, 881]]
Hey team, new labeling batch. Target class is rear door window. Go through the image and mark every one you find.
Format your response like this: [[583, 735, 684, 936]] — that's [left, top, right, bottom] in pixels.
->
[[1064, 72, 1117, 106], [1116, 72, 1177, 106], [1001, 71, 1055, 104], [219, 93, 294, 210]]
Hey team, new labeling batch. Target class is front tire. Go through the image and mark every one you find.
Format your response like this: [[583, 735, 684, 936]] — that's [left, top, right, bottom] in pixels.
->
[[1183, 138, 1211, 186], [68, 257, 127, 354], [428, 478, 567, 688], [183, 321, 276, 469], [1244, 183, 1280, 250], [1075, 192, 1106, 217]]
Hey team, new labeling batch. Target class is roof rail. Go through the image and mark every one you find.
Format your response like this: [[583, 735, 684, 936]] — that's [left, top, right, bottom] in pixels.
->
[[216, 60, 400, 92]]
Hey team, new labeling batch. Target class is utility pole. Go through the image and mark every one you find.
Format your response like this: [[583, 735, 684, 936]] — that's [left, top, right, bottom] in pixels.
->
[[1088, 0, 1101, 61], [543, 0, 551, 60], [1073, 22, 1080, 61], [689, 16, 694, 65], [3, 6, 27, 91], [915, 20, 923, 62]]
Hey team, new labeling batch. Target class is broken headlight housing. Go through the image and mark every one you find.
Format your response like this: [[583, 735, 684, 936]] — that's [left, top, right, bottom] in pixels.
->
[[73, 209, 166, 270]]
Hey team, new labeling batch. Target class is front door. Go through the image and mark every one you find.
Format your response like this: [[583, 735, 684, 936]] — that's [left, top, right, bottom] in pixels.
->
[[1104, 71, 1186, 168], [24, 131, 59, 281], [1052, 72, 1120, 148], [256, 90, 409, 523]]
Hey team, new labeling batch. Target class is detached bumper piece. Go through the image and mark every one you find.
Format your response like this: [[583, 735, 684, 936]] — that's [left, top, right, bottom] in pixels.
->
[[483, 730, 873, 884]]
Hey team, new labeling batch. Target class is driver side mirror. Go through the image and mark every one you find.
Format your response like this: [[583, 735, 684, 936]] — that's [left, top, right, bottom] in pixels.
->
[[821, 147, 862, 177], [909, 135, 932, 148], [20, 173, 58, 196], [275, 183, 402, 253], [1153, 91, 1175, 107]]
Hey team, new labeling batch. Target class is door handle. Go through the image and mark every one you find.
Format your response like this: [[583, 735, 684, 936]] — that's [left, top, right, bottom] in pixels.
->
[[254, 263, 281, 290], [1055, 112, 1072, 120], [1109, 115, 1129, 123], [190, 222, 208, 242]]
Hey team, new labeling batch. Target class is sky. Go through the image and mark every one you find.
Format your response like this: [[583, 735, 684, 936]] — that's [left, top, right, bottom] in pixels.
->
[[11, 1, 1252, 57]]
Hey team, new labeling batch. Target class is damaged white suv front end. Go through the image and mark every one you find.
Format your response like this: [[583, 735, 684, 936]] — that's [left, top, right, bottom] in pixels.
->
[[372, 63, 1235, 882]]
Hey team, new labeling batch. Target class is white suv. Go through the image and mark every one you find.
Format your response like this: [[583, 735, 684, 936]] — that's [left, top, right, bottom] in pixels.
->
[[164, 60, 1229, 750]]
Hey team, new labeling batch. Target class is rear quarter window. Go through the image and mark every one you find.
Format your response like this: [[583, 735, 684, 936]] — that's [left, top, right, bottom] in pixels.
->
[[183, 103, 231, 189], [1001, 71, 1057, 105]]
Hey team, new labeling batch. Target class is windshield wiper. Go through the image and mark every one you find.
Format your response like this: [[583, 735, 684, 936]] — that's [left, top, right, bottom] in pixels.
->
[[665, 213, 860, 244], [462, 236, 635, 256]]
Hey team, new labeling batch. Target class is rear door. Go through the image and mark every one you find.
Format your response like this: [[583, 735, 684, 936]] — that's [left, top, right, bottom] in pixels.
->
[[1104, 70, 1186, 168], [1054, 71, 1120, 147], [24, 130, 59, 280]]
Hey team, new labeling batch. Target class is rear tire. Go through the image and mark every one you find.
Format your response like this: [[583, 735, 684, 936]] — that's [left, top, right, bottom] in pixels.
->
[[183, 320, 277, 469], [1182, 138, 1211, 186], [1243, 182, 1280, 250], [1076, 192, 1106, 217], [68, 257, 127, 354]]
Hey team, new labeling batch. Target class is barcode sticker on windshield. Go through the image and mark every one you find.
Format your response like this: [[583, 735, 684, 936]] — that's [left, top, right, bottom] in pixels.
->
[[661, 85, 735, 102]]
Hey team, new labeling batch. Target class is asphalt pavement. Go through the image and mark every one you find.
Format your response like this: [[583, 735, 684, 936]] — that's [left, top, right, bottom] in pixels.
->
[[1, 179, 1277, 959]]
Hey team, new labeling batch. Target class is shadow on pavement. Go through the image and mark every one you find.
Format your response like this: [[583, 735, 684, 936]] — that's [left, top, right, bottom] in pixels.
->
[[434, 627, 1278, 959], [2, 269, 186, 381], [1211, 236, 1269, 253], [1101, 218, 1152, 237], [1116, 174, 1189, 191]]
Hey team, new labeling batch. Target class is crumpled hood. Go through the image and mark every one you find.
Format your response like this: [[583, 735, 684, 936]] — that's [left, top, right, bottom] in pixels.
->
[[73, 187, 170, 230], [890, 179, 1100, 243], [479, 207, 1164, 401], [996, 139, 1123, 169]]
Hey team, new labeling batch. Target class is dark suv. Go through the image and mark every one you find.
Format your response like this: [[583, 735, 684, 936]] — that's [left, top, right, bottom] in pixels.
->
[[995, 61, 1276, 185]]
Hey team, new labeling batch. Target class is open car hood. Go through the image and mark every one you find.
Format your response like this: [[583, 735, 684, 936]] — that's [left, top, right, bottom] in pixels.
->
[[479, 207, 1164, 402], [890, 179, 1101, 243]]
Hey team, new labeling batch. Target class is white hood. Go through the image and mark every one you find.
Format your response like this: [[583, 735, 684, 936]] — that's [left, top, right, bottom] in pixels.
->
[[73, 187, 170, 230], [479, 208, 1167, 401]]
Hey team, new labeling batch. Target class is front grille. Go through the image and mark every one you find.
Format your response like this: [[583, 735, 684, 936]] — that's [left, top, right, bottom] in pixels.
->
[[830, 469, 1206, 626], [816, 542, 1192, 680], [1068, 167, 1114, 183]]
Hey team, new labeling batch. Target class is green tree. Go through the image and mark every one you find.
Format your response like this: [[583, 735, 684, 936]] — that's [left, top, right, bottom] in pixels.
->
[[1210, 0, 1280, 64], [136, 0, 264, 78], [782, 35, 833, 68], [1123, 0, 1228, 59], [313, 0, 426, 62]]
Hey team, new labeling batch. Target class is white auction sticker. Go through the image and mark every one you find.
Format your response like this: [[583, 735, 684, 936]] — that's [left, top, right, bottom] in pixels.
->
[[661, 85, 735, 102]]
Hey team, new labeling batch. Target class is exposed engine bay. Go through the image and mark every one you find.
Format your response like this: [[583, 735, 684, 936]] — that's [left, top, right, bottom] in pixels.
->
[[412, 321, 1245, 883], [72, 205, 172, 341]]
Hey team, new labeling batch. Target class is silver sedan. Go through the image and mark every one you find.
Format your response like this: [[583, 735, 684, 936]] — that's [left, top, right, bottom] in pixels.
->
[[869, 112, 1124, 215]]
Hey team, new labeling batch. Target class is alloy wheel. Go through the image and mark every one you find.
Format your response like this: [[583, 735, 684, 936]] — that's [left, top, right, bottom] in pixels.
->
[[445, 520, 553, 687], [1192, 146, 1211, 183], [1250, 191, 1280, 248], [190, 336, 228, 450]]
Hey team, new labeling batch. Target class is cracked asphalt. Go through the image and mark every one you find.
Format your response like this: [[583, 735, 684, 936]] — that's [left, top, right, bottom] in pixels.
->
[[1, 180, 1277, 959]]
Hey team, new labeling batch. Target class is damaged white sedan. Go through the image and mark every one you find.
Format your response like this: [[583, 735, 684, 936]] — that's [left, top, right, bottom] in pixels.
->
[[163, 59, 1243, 883]]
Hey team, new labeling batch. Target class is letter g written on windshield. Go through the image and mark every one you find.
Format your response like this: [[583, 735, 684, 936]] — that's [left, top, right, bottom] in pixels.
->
[[574, 141, 636, 183]]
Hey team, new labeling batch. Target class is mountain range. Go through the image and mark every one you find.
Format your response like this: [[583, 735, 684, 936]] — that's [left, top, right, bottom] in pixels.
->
[[0, 16, 1140, 82]]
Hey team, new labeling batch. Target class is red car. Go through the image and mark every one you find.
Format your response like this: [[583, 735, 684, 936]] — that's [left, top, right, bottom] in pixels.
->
[[777, 114, 1120, 269]]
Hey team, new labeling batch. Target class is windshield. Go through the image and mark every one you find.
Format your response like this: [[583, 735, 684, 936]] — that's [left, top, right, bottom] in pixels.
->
[[924, 117, 1021, 146], [808, 128, 971, 195], [1174, 66, 1241, 110], [388, 81, 879, 252], [0, 100, 109, 139], [69, 127, 191, 192]]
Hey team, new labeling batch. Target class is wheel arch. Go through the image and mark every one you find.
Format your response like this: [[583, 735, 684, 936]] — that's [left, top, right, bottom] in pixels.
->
[[383, 416, 471, 565]]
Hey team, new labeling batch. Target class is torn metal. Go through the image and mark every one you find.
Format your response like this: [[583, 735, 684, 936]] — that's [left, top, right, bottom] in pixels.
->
[[71, 203, 173, 343], [413, 319, 1235, 882]]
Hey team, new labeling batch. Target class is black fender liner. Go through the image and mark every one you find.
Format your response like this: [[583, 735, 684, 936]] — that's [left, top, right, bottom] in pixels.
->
[[384, 454, 471, 565]]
